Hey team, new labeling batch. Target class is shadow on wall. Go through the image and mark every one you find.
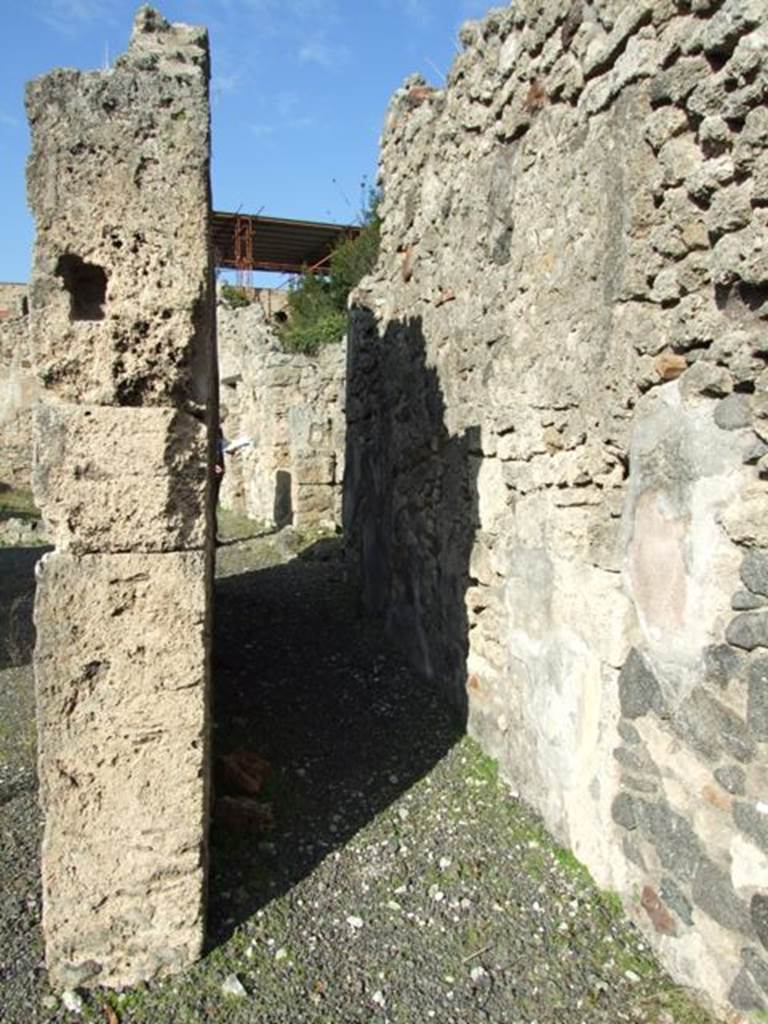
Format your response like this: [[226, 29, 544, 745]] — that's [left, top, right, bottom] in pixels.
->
[[343, 309, 481, 727]]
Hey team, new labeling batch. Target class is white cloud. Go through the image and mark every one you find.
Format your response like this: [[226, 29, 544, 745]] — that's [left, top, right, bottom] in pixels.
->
[[377, 0, 434, 26], [298, 37, 349, 69], [238, 0, 338, 20], [249, 113, 315, 139], [402, 0, 432, 23], [460, 0, 497, 16], [250, 122, 277, 139], [38, 0, 115, 35], [276, 92, 300, 118], [212, 71, 241, 96]]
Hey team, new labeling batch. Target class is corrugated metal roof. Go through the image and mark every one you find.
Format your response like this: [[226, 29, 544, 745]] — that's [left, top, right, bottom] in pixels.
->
[[211, 210, 360, 275]]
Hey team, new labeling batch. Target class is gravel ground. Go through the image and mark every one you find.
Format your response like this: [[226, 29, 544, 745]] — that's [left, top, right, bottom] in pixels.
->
[[0, 524, 715, 1024]]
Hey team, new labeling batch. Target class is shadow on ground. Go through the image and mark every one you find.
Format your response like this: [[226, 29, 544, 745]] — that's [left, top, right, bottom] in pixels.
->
[[208, 536, 464, 948]]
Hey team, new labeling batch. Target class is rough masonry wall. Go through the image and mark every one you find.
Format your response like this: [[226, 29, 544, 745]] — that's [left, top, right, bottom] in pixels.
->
[[345, 0, 768, 1015], [218, 298, 345, 530], [0, 283, 37, 491], [26, 8, 214, 988]]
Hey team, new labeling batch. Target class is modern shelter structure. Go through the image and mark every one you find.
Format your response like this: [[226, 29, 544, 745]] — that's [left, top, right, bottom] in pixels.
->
[[211, 210, 359, 279]]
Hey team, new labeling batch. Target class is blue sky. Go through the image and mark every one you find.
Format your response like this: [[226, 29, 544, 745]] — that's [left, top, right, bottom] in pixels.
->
[[0, 0, 493, 284]]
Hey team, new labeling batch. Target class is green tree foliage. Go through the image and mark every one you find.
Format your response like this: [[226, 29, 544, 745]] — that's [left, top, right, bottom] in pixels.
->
[[279, 192, 380, 356]]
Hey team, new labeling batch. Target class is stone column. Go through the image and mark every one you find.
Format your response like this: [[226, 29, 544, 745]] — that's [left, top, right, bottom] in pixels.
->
[[25, 7, 215, 989]]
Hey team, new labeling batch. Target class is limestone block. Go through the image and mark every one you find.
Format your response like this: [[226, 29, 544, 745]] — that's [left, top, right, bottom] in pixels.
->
[[707, 183, 754, 237], [721, 484, 768, 548], [713, 217, 768, 288], [292, 452, 335, 486], [34, 404, 208, 553], [686, 155, 735, 202], [659, 135, 702, 189], [34, 550, 210, 988], [25, 8, 213, 408], [649, 56, 709, 105], [700, 0, 765, 54], [475, 455, 508, 531], [582, 1, 654, 78], [294, 484, 335, 522], [644, 105, 688, 152], [734, 108, 768, 173]]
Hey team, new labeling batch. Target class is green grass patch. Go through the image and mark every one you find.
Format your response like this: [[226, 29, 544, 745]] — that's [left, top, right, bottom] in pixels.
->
[[0, 487, 39, 523], [463, 737, 499, 786], [615, 946, 658, 980], [218, 506, 268, 540], [638, 985, 718, 1024], [551, 844, 594, 885], [597, 888, 625, 920]]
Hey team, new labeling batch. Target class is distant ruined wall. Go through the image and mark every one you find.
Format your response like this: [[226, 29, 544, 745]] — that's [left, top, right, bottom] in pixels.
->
[[218, 298, 345, 530], [345, 0, 768, 1016], [0, 283, 37, 491], [26, 8, 214, 988]]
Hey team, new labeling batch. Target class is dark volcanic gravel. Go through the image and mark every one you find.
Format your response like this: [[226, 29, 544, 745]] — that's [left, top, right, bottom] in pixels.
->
[[0, 528, 714, 1024]]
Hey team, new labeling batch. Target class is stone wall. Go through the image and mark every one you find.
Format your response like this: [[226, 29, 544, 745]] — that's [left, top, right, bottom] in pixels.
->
[[26, 8, 215, 988], [0, 283, 37, 491], [218, 297, 345, 530], [345, 0, 768, 1016]]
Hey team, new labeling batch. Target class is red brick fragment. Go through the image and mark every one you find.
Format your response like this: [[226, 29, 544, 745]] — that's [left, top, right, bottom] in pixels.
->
[[641, 885, 677, 936]]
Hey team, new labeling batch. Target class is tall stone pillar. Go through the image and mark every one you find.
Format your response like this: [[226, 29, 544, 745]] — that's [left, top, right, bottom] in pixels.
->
[[25, 8, 215, 989]]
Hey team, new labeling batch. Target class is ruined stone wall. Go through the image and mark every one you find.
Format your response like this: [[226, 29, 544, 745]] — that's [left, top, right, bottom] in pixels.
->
[[26, 9, 214, 988], [345, 0, 768, 1015], [218, 298, 345, 530], [0, 283, 37, 491]]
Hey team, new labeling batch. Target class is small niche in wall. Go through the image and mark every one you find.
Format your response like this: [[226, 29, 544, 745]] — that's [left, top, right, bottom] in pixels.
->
[[55, 253, 107, 321], [274, 470, 293, 528]]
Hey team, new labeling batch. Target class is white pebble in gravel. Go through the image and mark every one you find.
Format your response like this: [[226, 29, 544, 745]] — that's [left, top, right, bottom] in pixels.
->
[[372, 990, 386, 1008], [221, 974, 247, 998], [61, 990, 83, 1014], [347, 915, 364, 929]]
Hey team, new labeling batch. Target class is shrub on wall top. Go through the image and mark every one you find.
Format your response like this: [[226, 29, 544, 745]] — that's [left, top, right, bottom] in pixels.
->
[[279, 192, 380, 356]]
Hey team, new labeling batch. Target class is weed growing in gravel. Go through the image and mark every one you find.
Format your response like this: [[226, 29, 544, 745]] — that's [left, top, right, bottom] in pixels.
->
[[466, 745, 499, 786], [551, 846, 592, 885], [597, 887, 625, 920]]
